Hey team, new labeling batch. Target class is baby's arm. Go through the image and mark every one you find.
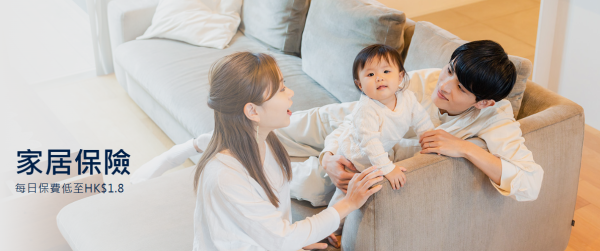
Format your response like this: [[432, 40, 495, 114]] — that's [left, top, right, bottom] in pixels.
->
[[407, 91, 435, 137]]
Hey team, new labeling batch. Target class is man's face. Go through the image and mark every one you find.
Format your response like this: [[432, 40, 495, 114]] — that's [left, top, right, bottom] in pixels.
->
[[431, 62, 478, 115]]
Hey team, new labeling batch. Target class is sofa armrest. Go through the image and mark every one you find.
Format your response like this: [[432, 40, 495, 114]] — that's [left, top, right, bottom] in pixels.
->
[[517, 80, 585, 133], [107, 0, 158, 50]]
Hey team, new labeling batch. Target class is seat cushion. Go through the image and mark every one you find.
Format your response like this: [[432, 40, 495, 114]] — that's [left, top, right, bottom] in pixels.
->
[[115, 31, 338, 137], [57, 167, 337, 251], [404, 21, 532, 118]]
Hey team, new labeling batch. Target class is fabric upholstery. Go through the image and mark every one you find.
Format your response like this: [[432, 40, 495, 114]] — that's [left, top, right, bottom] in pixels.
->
[[342, 81, 584, 251], [240, 0, 310, 56], [115, 31, 339, 140], [301, 0, 408, 103], [404, 21, 532, 118], [107, 0, 159, 88]]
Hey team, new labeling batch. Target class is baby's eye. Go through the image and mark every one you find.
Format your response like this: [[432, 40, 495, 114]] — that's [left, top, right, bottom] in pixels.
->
[[384, 70, 390, 73], [367, 73, 374, 77]]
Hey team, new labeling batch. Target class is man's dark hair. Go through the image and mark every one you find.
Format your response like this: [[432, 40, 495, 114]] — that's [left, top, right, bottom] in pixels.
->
[[352, 44, 408, 92], [450, 40, 517, 102]]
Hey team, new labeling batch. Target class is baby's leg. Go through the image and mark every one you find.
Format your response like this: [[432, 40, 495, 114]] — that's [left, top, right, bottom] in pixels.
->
[[289, 157, 335, 207]]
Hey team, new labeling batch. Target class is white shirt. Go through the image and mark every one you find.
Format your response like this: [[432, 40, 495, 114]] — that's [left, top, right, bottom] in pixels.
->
[[193, 143, 341, 251], [336, 90, 434, 174], [323, 68, 544, 202]]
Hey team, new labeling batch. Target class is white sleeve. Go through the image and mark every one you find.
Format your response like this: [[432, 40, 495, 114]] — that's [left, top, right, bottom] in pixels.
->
[[194, 132, 213, 152], [407, 91, 435, 138], [209, 172, 340, 251], [352, 105, 395, 174], [478, 118, 544, 201], [320, 115, 351, 156]]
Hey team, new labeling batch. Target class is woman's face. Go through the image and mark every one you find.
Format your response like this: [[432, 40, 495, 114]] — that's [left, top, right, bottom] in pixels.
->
[[431, 63, 478, 115], [256, 74, 294, 131]]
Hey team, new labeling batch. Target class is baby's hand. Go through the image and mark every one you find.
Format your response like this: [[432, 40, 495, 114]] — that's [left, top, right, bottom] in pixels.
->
[[384, 166, 407, 190]]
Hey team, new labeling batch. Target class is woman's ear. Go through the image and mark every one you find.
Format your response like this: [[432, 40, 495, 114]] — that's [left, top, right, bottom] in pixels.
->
[[354, 79, 362, 90], [474, 99, 496, 109], [244, 103, 260, 123]]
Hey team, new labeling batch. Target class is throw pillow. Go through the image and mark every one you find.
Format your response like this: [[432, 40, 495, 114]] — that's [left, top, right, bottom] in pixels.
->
[[137, 0, 242, 49], [240, 0, 310, 56]]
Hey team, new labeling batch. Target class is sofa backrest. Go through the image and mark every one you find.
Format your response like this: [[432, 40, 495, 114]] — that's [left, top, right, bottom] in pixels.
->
[[239, 0, 311, 57], [404, 21, 532, 119]]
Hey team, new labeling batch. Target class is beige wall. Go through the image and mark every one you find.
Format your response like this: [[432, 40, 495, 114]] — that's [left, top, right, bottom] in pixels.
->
[[378, 0, 485, 17]]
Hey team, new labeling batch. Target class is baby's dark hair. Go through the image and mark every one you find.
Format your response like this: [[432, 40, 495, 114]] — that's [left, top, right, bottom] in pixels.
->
[[352, 44, 408, 92]]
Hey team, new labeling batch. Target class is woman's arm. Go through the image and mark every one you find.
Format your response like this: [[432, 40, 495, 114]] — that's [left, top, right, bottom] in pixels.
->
[[207, 166, 382, 251]]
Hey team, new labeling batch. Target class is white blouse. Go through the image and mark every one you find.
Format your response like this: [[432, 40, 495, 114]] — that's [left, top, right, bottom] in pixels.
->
[[336, 90, 434, 174], [323, 68, 544, 202], [193, 143, 341, 251]]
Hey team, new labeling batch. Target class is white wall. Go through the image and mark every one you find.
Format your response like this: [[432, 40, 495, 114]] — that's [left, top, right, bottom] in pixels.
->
[[534, 0, 600, 129], [378, 0, 485, 17]]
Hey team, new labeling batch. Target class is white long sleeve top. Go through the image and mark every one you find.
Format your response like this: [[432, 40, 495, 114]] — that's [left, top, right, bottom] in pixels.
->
[[193, 143, 341, 251], [323, 68, 544, 202], [336, 90, 434, 174]]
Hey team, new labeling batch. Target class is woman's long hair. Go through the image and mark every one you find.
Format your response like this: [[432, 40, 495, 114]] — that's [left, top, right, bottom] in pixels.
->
[[193, 52, 292, 208]]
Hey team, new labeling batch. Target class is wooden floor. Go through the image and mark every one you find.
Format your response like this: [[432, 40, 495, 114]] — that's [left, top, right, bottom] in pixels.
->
[[413, 1, 600, 249]]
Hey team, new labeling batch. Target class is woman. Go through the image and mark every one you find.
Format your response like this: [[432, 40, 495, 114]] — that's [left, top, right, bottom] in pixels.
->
[[192, 52, 382, 251]]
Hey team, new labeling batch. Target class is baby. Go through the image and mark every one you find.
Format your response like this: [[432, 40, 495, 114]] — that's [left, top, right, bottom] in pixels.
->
[[328, 44, 434, 208]]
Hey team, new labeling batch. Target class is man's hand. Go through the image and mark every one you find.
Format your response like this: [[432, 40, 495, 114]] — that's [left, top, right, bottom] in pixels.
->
[[419, 129, 474, 158], [322, 152, 358, 193], [384, 166, 407, 190]]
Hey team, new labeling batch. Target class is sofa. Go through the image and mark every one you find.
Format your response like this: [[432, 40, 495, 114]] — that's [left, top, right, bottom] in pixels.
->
[[56, 0, 585, 250]]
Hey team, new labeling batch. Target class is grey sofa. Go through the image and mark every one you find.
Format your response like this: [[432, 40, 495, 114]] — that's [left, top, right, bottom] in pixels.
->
[[56, 0, 584, 250]]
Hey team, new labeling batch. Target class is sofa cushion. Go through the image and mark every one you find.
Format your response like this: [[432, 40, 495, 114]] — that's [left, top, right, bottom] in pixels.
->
[[115, 31, 339, 137], [404, 21, 532, 118], [301, 0, 408, 103], [240, 0, 310, 56]]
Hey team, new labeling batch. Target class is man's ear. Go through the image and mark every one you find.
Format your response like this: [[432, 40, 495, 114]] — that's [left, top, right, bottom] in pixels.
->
[[244, 103, 260, 123], [354, 79, 362, 90], [474, 99, 495, 109]]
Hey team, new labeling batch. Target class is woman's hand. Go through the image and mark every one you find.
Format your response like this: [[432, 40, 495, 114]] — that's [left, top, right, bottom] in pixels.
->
[[419, 129, 475, 157], [322, 152, 359, 193], [332, 166, 383, 219]]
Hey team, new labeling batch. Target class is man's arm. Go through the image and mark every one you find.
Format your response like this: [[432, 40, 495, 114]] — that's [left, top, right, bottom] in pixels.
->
[[420, 118, 544, 201]]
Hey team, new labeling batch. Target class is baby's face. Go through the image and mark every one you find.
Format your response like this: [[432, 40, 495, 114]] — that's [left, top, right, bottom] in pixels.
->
[[355, 58, 402, 104]]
